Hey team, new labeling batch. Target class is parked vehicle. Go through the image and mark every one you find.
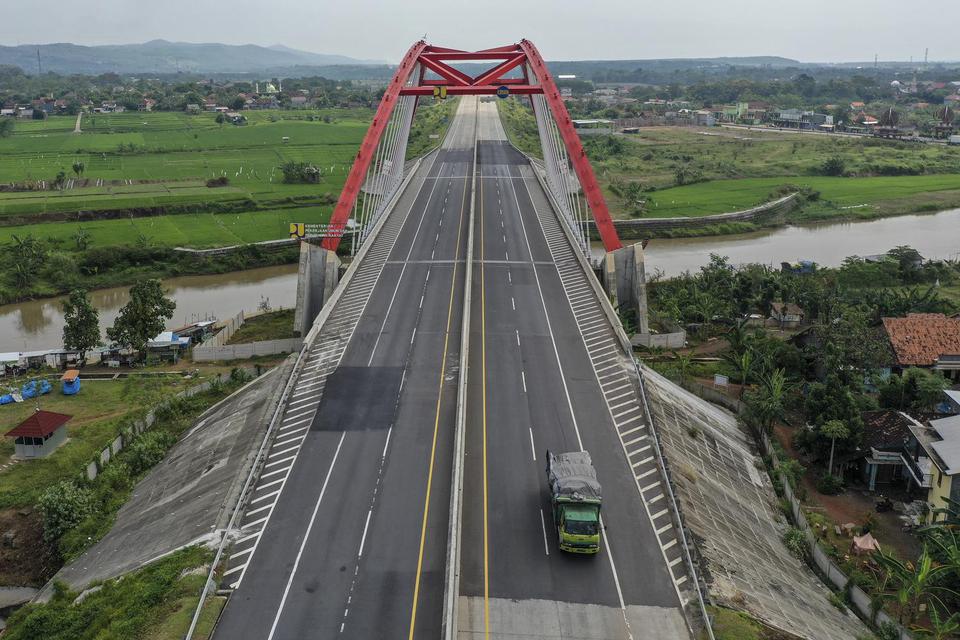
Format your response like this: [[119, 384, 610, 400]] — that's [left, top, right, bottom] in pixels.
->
[[546, 450, 602, 554]]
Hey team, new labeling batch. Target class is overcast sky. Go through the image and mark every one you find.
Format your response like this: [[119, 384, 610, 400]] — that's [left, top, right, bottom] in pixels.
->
[[2, 0, 957, 64]]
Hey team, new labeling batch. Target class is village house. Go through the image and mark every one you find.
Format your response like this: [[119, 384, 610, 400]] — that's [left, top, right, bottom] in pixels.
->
[[770, 301, 804, 328], [906, 414, 960, 522], [882, 313, 960, 381], [839, 410, 921, 492], [6, 410, 72, 459], [938, 389, 960, 415]]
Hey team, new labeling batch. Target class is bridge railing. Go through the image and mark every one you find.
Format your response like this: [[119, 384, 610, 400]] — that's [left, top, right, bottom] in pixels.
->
[[519, 141, 716, 640]]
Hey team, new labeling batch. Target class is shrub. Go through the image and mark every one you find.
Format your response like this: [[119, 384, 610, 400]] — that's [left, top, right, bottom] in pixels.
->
[[816, 473, 845, 495], [821, 156, 846, 176], [828, 591, 848, 612], [206, 176, 230, 188], [125, 431, 177, 476], [37, 482, 95, 542], [779, 458, 805, 490], [782, 527, 808, 560]]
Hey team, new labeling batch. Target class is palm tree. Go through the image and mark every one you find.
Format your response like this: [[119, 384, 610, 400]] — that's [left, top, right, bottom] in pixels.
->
[[722, 349, 754, 398], [673, 351, 693, 385], [744, 368, 791, 436], [820, 419, 849, 476]]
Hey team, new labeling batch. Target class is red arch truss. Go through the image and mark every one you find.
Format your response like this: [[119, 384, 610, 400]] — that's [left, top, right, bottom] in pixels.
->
[[323, 40, 621, 253]]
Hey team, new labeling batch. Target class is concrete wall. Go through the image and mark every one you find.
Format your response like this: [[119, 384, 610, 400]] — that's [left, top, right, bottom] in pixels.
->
[[772, 438, 914, 640], [604, 243, 650, 334], [81, 367, 261, 483], [633, 331, 686, 349], [589, 193, 800, 238], [172, 238, 297, 257], [192, 338, 303, 362], [294, 241, 341, 336]]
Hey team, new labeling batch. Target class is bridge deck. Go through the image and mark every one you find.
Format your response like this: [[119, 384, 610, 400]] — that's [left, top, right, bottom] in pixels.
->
[[214, 100, 474, 640], [457, 102, 689, 639], [212, 98, 691, 639]]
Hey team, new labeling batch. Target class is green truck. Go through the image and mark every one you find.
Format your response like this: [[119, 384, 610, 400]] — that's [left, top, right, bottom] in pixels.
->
[[546, 450, 602, 554]]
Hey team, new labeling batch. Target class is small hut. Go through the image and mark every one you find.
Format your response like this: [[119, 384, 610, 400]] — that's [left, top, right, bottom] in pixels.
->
[[6, 410, 71, 459], [61, 370, 81, 395]]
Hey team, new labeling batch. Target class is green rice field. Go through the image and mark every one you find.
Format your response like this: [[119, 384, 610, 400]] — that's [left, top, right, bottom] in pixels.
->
[[635, 174, 960, 218]]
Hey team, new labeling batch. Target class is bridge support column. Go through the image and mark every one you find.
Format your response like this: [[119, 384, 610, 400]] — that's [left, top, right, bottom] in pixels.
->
[[604, 243, 649, 336], [294, 241, 341, 336]]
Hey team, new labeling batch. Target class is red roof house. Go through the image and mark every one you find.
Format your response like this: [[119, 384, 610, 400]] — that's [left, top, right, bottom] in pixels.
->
[[6, 410, 71, 458], [882, 314, 960, 377]]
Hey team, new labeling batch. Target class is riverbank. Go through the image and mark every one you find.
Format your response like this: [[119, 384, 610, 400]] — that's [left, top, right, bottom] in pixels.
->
[[594, 207, 960, 278], [0, 241, 299, 306], [611, 186, 960, 240], [0, 264, 298, 353]]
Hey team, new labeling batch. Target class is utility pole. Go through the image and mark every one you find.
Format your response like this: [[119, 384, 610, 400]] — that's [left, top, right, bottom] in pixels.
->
[[36, 48, 42, 75]]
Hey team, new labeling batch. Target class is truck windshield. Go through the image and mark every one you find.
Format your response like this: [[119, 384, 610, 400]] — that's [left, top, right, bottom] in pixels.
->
[[566, 519, 598, 536]]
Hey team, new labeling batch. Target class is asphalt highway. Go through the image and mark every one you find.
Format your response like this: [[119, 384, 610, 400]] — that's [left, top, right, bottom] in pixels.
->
[[458, 101, 685, 637], [214, 98, 476, 640], [214, 97, 688, 639]]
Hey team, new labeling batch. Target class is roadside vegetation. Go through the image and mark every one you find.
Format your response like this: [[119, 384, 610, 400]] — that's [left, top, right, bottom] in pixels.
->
[[643, 247, 960, 637], [3, 545, 219, 640]]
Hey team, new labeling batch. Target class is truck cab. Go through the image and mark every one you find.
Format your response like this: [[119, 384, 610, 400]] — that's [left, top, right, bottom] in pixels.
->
[[546, 450, 602, 554]]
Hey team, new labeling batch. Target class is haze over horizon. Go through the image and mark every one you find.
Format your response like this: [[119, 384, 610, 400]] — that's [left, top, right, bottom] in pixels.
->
[[2, 0, 957, 65]]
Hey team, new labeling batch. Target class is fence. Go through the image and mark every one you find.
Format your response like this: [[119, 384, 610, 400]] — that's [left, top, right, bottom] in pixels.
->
[[767, 434, 914, 640], [82, 368, 259, 483], [680, 379, 746, 414], [191, 310, 301, 362], [191, 338, 303, 362], [677, 380, 915, 639]]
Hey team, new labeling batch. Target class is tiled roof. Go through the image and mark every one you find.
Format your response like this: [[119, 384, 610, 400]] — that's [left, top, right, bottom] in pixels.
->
[[860, 410, 915, 451], [6, 410, 72, 438], [882, 313, 960, 366]]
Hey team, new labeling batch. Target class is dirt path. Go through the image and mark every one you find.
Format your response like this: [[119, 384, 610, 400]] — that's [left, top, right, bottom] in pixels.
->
[[73, 112, 82, 134]]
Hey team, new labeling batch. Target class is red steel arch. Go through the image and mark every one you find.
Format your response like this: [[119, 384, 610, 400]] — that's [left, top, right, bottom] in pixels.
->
[[323, 40, 622, 253]]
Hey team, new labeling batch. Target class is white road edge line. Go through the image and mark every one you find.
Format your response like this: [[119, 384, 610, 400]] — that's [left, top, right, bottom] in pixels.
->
[[266, 431, 346, 640]]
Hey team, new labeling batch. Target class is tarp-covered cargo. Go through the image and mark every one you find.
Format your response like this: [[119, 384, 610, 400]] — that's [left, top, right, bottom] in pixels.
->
[[547, 450, 602, 501]]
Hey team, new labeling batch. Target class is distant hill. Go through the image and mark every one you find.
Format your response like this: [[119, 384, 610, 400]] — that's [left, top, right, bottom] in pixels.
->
[[0, 40, 386, 75]]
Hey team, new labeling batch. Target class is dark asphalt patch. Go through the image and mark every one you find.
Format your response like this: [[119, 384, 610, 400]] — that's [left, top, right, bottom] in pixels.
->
[[312, 366, 404, 431]]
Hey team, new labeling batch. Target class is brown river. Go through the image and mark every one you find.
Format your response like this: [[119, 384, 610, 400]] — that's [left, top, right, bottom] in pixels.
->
[[2, 208, 958, 353]]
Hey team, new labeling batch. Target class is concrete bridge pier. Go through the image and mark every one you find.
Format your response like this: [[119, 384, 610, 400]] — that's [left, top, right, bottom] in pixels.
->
[[294, 240, 341, 336], [604, 243, 649, 335]]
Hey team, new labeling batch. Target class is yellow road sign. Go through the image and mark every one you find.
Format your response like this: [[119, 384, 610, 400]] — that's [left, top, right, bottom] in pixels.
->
[[432, 86, 447, 100]]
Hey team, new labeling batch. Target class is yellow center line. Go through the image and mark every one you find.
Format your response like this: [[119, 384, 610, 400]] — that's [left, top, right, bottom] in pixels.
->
[[407, 110, 471, 640], [480, 130, 491, 640]]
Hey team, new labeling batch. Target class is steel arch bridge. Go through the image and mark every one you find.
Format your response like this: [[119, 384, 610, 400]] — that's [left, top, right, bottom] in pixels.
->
[[323, 40, 623, 255]]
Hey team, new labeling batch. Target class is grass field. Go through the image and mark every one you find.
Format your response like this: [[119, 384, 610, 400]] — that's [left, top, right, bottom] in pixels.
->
[[496, 98, 960, 222], [0, 205, 333, 248], [0, 103, 459, 302], [635, 174, 960, 218], [226, 309, 296, 344], [0, 376, 187, 509]]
